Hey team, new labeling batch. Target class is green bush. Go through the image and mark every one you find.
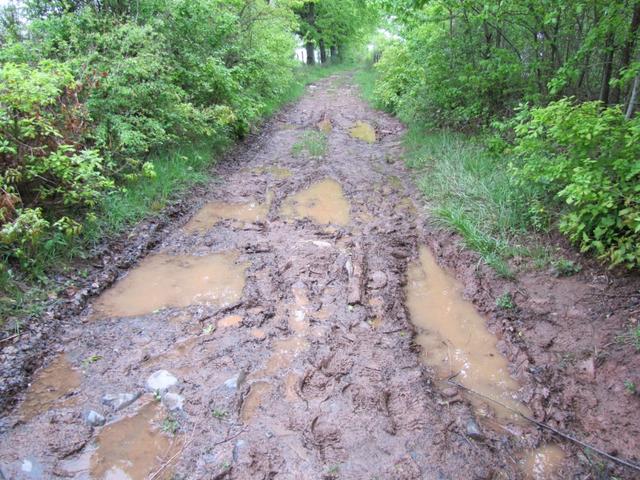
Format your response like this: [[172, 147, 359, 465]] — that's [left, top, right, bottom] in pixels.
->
[[513, 99, 640, 268]]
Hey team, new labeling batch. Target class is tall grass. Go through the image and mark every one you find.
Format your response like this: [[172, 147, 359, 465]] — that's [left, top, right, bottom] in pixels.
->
[[355, 68, 540, 277]]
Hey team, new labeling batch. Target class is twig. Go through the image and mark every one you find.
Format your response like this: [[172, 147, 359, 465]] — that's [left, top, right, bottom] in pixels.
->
[[212, 425, 247, 447], [0, 332, 20, 344], [446, 377, 640, 473], [148, 425, 196, 480]]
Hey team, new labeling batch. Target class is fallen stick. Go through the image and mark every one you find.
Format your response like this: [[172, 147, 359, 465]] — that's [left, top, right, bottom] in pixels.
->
[[445, 377, 640, 473]]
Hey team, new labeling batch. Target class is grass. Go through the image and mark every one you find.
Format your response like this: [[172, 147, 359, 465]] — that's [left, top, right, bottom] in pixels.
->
[[355, 67, 546, 277], [0, 63, 347, 329], [292, 130, 328, 158]]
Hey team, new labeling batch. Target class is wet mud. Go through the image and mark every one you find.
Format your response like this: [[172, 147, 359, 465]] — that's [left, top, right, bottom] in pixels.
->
[[1, 72, 639, 479]]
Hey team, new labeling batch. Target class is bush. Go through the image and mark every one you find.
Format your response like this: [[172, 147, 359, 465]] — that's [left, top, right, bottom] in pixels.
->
[[513, 99, 640, 268]]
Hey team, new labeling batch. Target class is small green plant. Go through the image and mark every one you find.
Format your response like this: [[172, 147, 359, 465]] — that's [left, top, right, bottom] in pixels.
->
[[154, 390, 162, 402], [624, 380, 637, 395], [212, 408, 227, 419], [552, 258, 582, 277], [616, 325, 640, 351], [202, 324, 215, 335], [81, 354, 103, 367], [162, 415, 180, 434], [291, 130, 327, 158], [496, 292, 515, 309]]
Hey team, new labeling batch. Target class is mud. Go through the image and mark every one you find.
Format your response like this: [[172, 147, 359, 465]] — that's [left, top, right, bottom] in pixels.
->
[[1, 72, 639, 479]]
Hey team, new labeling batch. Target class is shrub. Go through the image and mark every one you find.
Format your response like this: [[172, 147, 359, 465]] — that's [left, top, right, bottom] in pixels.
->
[[513, 99, 640, 268]]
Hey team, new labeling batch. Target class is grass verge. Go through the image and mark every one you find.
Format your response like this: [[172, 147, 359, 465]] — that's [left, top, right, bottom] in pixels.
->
[[0, 63, 350, 328], [355, 68, 546, 277]]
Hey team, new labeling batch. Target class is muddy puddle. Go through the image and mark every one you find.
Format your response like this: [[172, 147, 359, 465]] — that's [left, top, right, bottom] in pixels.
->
[[91, 401, 180, 480], [406, 247, 529, 422], [184, 192, 272, 233], [258, 337, 309, 377], [92, 252, 247, 319], [519, 444, 566, 480], [241, 382, 272, 422], [317, 118, 332, 134], [349, 121, 376, 143], [281, 179, 350, 226], [19, 354, 81, 420]]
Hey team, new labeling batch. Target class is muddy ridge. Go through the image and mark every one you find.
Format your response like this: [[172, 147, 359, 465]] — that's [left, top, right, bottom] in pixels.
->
[[1, 72, 638, 479]]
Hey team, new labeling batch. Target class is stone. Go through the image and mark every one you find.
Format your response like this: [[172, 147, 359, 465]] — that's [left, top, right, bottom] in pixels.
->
[[369, 271, 388, 289], [84, 410, 106, 427], [146, 370, 178, 392], [162, 392, 184, 411], [441, 387, 458, 398], [224, 371, 246, 390], [101, 392, 141, 411], [465, 418, 483, 440]]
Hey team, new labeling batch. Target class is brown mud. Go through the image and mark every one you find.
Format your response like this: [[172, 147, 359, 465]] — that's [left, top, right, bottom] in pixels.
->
[[1, 72, 639, 479]]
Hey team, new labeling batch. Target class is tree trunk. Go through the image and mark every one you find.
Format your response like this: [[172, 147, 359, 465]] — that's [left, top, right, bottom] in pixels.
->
[[319, 39, 327, 64], [305, 42, 315, 65], [626, 73, 639, 119], [599, 32, 615, 104], [330, 45, 337, 62], [612, 3, 640, 104]]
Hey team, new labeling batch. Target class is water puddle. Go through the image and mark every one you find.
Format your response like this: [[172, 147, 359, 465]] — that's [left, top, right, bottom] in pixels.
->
[[90, 401, 181, 480], [406, 247, 529, 422], [92, 252, 247, 319], [281, 179, 350, 226], [241, 382, 272, 422], [184, 192, 272, 233], [349, 121, 376, 143], [19, 354, 81, 420], [519, 444, 566, 479]]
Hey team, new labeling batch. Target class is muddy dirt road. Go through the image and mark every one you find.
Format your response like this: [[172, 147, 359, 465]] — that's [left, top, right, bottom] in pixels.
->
[[1, 73, 634, 479]]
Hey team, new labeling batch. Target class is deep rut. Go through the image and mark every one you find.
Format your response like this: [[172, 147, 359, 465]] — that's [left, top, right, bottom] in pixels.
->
[[1, 73, 552, 479]]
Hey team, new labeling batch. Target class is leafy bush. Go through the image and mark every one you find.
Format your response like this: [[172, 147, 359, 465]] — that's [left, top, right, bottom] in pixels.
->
[[513, 99, 640, 268]]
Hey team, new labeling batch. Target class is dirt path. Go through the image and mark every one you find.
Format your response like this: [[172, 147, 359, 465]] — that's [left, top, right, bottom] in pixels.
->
[[1, 73, 635, 479]]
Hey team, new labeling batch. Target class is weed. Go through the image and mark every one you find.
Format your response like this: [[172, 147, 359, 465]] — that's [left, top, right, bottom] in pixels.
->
[[552, 258, 582, 277], [624, 380, 637, 394], [496, 292, 515, 310], [154, 390, 162, 402], [292, 130, 327, 159], [616, 325, 640, 351], [162, 415, 179, 435], [202, 324, 215, 335], [212, 408, 227, 419], [81, 354, 103, 367], [326, 464, 340, 478], [221, 460, 231, 470]]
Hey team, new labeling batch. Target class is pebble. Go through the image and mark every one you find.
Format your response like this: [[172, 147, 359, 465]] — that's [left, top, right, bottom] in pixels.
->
[[101, 392, 141, 411], [369, 271, 387, 289], [146, 370, 178, 392], [442, 387, 458, 398], [162, 392, 184, 411], [224, 371, 246, 390], [84, 410, 106, 426], [465, 418, 483, 440]]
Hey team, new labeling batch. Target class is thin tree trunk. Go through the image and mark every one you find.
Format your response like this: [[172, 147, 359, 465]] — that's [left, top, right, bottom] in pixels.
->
[[626, 73, 639, 119], [305, 42, 315, 65], [319, 39, 327, 64], [612, 3, 640, 104], [330, 45, 337, 62], [599, 32, 615, 104]]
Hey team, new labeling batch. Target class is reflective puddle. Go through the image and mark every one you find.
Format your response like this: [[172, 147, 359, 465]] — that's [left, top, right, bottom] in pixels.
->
[[90, 401, 180, 480], [406, 247, 529, 422], [281, 179, 350, 226], [248, 166, 293, 179], [20, 354, 81, 420], [519, 444, 566, 479], [92, 252, 247, 319], [349, 121, 376, 143], [407, 247, 565, 475], [184, 192, 272, 233], [241, 382, 272, 422]]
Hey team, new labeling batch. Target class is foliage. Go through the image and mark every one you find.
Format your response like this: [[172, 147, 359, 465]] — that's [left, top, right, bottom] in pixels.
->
[[512, 99, 640, 268], [496, 292, 515, 309], [292, 130, 327, 158]]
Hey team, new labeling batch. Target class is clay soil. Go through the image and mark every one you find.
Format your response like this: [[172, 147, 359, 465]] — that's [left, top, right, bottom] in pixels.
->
[[0, 73, 639, 479]]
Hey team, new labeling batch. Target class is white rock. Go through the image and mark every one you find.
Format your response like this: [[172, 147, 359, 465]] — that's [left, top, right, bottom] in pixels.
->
[[162, 392, 184, 411], [146, 370, 178, 392]]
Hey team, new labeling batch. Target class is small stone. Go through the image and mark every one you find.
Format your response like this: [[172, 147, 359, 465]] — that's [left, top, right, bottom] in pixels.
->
[[146, 370, 178, 392], [369, 271, 388, 289], [162, 392, 184, 411], [442, 387, 458, 398], [3, 346, 17, 355], [101, 392, 141, 411], [224, 372, 246, 390], [84, 410, 106, 427], [232, 439, 247, 462], [465, 418, 483, 440]]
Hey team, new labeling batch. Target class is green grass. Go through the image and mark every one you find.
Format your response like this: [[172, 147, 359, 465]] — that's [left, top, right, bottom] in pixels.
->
[[292, 130, 328, 158], [354, 67, 545, 277]]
